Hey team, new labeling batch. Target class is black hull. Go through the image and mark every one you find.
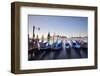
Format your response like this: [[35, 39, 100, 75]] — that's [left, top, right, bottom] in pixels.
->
[[66, 48, 71, 58]]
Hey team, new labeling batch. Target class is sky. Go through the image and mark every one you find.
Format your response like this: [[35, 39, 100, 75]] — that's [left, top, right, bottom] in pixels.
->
[[28, 15, 88, 38]]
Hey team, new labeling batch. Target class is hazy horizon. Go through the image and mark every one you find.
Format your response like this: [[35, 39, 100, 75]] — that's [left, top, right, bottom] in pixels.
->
[[28, 15, 88, 39]]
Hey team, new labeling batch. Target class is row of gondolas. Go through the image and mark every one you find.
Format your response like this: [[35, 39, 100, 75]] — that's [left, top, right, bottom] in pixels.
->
[[28, 40, 88, 60]]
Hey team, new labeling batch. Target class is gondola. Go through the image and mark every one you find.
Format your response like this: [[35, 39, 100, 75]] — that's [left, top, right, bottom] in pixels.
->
[[39, 42, 52, 59], [52, 41, 63, 51], [65, 41, 71, 58], [71, 40, 81, 57], [65, 42, 71, 49], [72, 40, 81, 49], [81, 41, 88, 54], [39, 41, 52, 52]]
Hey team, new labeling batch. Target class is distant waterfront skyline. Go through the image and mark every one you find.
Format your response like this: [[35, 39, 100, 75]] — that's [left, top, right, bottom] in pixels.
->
[[28, 15, 88, 39]]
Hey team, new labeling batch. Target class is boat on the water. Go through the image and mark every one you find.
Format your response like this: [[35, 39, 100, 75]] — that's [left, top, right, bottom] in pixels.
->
[[65, 41, 71, 58], [81, 41, 88, 54], [71, 40, 81, 57], [39, 41, 52, 51], [71, 40, 81, 49], [52, 40, 63, 51]]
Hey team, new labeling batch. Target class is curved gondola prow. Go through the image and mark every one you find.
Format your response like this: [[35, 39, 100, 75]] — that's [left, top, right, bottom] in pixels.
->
[[52, 41, 63, 51]]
